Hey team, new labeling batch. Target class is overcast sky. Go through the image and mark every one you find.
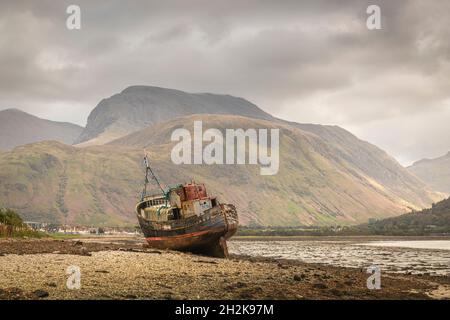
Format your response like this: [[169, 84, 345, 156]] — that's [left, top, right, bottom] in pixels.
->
[[1, 0, 449, 165]]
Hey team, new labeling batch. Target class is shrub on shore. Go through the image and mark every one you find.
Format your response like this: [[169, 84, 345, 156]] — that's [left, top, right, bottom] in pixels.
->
[[0, 207, 47, 238]]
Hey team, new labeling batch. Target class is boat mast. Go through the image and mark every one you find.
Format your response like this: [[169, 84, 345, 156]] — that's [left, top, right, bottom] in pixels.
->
[[141, 153, 165, 200]]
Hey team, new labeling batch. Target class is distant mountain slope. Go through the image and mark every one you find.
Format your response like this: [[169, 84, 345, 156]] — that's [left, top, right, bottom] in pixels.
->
[[408, 152, 450, 193], [75, 86, 273, 145], [290, 123, 437, 210], [0, 109, 83, 150]]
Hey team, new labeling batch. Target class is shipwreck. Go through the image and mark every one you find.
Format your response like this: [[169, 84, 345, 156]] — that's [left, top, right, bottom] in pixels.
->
[[135, 155, 238, 258]]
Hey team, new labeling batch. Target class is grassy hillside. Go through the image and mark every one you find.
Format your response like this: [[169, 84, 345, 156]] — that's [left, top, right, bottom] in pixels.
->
[[0, 141, 142, 226], [352, 197, 450, 235], [291, 123, 442, 209], [110, 115, 440, 226]]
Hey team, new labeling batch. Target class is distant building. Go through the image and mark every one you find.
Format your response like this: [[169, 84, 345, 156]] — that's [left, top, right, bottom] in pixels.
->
[[24, 221, 43, 230]]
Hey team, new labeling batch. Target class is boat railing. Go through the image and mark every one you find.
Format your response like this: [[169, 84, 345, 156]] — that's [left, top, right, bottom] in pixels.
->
[[145, 207, 221, 231], [142, 195, 167, 207]]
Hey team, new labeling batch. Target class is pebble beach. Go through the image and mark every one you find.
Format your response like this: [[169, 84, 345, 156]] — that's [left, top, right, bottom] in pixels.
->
[[0, 237, 449, 300]]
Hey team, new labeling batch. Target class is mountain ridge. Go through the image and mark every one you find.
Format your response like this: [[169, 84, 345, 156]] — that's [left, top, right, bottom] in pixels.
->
[[0, 108, 83, 150], [75, 85, 273, 145], [408, 151, 450, 193]]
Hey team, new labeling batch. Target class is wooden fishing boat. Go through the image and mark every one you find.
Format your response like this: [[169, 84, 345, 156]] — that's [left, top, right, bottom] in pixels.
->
[[135, 155, 238, 258]]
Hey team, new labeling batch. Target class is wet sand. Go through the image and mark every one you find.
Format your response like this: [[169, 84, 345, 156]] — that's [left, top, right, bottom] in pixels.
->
[[0, 236, 449, 300], [230, 238, 450, 276]]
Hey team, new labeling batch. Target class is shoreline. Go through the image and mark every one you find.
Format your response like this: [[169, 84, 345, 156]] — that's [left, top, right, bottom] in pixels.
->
[[232, 235, 450, 242], [0, 237, 449, 300]]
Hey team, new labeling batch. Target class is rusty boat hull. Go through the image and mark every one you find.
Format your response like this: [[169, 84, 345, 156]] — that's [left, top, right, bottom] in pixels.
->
[[136, 198, 238, 258]]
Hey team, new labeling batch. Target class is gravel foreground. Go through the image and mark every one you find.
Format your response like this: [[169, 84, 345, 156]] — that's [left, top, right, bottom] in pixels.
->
[[0, 237, 449, 300]]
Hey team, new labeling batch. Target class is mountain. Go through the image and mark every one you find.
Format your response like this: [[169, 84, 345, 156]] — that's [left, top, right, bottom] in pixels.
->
[[0, 87, 444, 227], [0, 109, 83, 150], [76, 86, 432, 201], [75, 86, 273, 146], [408, 152, 450, 193], [75, 85, 442, 208], [0, 114, 441, 227]]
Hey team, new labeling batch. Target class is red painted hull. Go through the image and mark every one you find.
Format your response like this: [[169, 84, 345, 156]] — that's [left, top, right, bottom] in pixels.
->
[[145, 225, 237, 257]]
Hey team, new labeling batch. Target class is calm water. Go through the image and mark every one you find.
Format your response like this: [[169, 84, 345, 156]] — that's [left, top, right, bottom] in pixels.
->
[[358, 240, 450, 250], [229, 240, 450, 276]]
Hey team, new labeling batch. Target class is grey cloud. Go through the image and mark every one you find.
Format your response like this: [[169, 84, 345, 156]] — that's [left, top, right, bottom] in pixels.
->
[[0, 0, 449, 164]]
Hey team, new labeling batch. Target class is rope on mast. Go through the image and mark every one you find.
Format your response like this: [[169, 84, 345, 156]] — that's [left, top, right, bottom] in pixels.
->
[[141, 153, 165, 200]]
